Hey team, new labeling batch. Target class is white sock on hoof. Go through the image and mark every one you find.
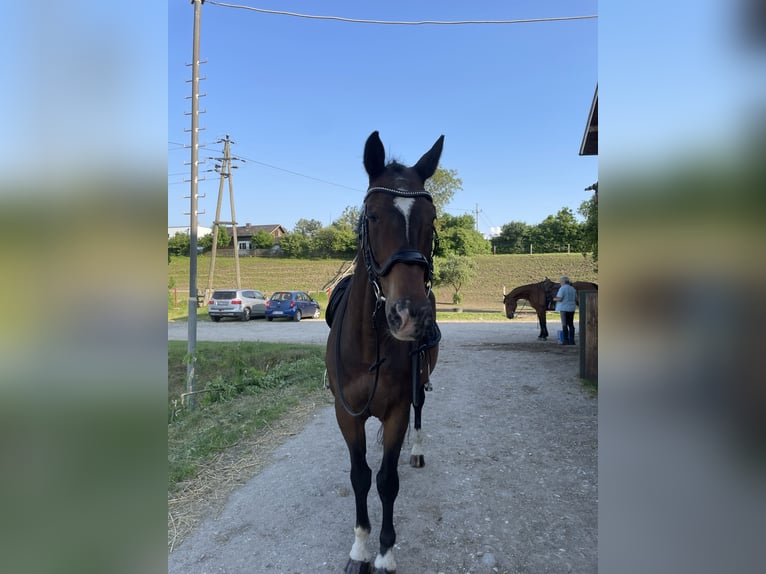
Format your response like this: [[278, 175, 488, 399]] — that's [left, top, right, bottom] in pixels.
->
[[349, 526, 371, 562], [411, 428, 424, 457], [374, 549, 396, 571]]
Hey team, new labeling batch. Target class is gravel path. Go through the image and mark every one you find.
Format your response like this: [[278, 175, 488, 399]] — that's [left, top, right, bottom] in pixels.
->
[[168, 319, 597, 574]]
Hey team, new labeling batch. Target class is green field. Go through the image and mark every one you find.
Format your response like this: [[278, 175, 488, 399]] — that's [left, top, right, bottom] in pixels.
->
[[168, 253, 597, 316]]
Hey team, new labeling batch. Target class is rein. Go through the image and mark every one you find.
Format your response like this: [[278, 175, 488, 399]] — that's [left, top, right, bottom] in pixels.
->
[[333, 186, 441, 417], [333, 281, 386, 417]]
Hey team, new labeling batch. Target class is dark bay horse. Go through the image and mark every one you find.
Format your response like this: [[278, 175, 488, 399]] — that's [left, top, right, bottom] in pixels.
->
[[325, 131, 443, 574], [503, 279, 598, 340]]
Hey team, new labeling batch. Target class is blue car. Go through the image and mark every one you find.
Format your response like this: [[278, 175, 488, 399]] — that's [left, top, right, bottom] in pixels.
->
[[265, 290, 321, 322]]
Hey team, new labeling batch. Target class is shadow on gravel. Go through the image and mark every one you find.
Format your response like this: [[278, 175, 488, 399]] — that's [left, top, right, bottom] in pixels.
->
[[463, 341, 578, 355]]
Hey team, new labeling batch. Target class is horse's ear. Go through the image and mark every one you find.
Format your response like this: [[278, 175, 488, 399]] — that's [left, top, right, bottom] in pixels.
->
[[414, 135, 444, 182], [364, 131, 386, 182]]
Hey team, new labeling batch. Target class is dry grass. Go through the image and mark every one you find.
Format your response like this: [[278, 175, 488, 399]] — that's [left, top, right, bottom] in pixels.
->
[[168, 388, 330, 551]]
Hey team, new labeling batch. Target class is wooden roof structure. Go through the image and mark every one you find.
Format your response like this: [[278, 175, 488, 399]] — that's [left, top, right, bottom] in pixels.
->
[[579, 85, 598, 156]]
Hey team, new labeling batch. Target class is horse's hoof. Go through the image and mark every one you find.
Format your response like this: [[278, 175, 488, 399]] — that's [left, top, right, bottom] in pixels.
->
[[409, 454, 425, 468], [344, 558, 371, 574]]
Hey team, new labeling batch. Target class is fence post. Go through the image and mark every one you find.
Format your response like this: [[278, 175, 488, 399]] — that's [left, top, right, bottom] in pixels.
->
[[579, 291, 598, 381]]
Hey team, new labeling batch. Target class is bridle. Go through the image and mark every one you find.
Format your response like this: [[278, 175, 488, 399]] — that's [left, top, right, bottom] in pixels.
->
[[332, 185, 441, 417], [359, 186, 439, 304]]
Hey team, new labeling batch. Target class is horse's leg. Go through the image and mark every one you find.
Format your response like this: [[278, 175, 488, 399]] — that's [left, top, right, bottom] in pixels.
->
[[409, 387, 426, 468], [338, 413, 373, 574], [538, 308, 548, 340], [374, 406, 410, 574]]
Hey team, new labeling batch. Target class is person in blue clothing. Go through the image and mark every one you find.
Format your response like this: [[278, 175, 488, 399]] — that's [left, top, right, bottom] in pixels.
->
[[553, 276, 577, 345]]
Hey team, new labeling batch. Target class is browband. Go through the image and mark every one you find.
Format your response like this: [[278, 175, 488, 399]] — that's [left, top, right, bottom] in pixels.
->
[[366, 186, 433, 200]]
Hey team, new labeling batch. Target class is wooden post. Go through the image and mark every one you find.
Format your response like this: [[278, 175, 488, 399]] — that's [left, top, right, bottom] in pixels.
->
[[579, 290, 598, 381]]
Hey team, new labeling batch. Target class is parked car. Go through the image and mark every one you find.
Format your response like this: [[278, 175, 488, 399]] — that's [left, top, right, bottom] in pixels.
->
[[208, 289, 267, 322], [265, 290, 321, 322]]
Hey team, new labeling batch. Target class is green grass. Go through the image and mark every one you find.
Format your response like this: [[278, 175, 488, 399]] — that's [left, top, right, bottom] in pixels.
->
[[167, 340, 330, 492], [168, 253, 597, 320]]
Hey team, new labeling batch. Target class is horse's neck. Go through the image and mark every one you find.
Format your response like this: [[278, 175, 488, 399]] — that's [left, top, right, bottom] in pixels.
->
[[510, 285, 535, 300]]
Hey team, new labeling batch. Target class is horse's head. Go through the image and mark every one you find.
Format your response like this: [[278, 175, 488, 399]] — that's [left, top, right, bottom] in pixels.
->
[[360, 131, 444, 341], [503, 293, 518, 319]]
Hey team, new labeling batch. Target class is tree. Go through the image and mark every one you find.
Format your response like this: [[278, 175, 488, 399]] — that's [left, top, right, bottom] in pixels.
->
[[578, 194, 598, 266], [426, 167, 463, 217], [168, 232, 190, 256], [313, 226, 356, 258], [278, 232, 309, 258], [433, 254, 476, 306], [530, 208, 584, 253], [436, 213, 491, 256], [251, 230, 274, 249], [333, 205, 362, 231], [293, 218, 323, 238], [198, 225, 230, 250], [492, 221, 531, 254]]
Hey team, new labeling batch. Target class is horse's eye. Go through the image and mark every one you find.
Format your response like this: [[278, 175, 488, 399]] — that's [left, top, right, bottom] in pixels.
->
[[367, 214, 379, 223]]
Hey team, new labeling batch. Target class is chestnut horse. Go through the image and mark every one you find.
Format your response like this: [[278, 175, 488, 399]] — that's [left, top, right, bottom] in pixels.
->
[[503, 279, 598, 340], [325, 131, 443, 574]]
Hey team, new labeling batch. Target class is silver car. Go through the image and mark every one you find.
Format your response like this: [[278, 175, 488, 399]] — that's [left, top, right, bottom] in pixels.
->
[[207, 289, 267, 322]]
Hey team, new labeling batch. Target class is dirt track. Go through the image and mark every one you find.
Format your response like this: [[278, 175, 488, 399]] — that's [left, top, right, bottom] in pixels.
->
[[168, 320, 597, 574]]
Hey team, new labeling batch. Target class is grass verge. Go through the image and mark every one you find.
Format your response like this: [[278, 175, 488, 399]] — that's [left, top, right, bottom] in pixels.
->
[[167, 341, 330, 494]]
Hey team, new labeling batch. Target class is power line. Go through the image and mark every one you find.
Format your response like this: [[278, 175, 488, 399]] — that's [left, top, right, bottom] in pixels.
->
[[234, 153, 363, 193], [207, 2, 597, 26]]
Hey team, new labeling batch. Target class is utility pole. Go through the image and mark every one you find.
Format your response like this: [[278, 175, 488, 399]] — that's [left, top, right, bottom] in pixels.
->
[[474, 203, 481, 233], [185, 0, 206, 411], [206, 134, 243, 296]]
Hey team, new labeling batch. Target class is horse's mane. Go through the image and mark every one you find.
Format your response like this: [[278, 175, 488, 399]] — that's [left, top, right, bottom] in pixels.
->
[[386, 159, 406, 171]]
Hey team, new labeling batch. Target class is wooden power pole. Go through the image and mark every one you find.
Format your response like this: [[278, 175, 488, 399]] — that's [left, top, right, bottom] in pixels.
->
[[206, 134, 242, 297]]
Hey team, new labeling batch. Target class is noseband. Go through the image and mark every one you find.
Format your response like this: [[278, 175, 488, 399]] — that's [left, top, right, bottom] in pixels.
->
[[360, 186, 438, 302]]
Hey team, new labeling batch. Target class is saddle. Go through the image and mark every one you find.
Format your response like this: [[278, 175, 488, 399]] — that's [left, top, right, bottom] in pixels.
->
[[543, 280, 559, 311], [325, 275, 352, 328]]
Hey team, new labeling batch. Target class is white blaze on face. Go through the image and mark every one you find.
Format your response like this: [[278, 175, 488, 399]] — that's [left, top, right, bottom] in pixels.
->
[[393, 197, 415, 242]]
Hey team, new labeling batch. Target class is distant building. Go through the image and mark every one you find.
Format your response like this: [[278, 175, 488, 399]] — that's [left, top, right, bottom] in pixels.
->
[[224, 223, 288, 255]]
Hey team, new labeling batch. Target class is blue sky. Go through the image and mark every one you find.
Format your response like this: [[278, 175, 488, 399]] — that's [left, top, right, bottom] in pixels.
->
[[168, 1, 598, 236]]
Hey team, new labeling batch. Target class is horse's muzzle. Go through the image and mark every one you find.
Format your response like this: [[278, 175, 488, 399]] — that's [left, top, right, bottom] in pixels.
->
[[386, 299, 433, 341]]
